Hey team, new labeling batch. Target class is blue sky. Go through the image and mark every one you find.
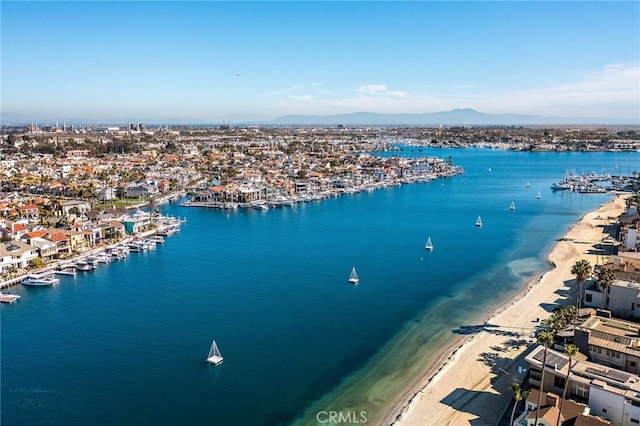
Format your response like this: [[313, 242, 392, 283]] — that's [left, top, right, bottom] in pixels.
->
[[2, 1, 639, 123]]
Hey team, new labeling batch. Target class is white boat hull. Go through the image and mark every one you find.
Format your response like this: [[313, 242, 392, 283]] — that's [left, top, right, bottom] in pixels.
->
[[207, 356, 224, 365]]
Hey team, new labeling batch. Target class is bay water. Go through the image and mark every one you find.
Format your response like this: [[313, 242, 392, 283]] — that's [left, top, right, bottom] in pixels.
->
[[2, 148, 639, 425]]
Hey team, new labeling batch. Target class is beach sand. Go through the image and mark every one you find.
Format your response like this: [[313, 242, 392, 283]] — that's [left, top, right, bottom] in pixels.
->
[[388, 193, 629, 426]]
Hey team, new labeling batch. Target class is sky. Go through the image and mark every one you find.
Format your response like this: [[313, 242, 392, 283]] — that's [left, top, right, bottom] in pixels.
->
[[1, 1, 639, 124]]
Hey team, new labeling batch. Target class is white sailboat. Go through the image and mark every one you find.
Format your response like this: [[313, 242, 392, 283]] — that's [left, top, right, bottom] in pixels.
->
[[509, 201, 515, 211], [526, 181, 531, 188], [348, 267, 359, 284], [475, 216, 483, 227], [536, 191, 541, 199], [206, 340, 224, 365], [425, 236, 433, 251]]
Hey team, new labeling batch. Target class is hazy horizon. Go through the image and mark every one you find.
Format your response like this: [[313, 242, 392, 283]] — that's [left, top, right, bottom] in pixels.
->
[[2, 2, 639, 124]]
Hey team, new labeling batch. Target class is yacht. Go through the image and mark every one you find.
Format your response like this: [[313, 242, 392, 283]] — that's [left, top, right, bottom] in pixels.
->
[[23, 274, 60, 286]]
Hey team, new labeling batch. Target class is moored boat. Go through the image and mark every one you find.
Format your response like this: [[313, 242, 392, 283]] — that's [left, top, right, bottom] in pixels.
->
[[425, 236, 433, 251], [0, 293, 21, 303], [348, 267, 359, 284], [23, 274, 60, 286], [206, 340, 224, 365]]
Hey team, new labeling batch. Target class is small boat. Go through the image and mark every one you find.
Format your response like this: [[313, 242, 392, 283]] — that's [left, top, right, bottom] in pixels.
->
[[526, 181, 531, 188], [475, 216, 483, 227], [348, 267, 359, 284], [206, 340, 224, 365], [54, 267, 77, 276], [536, 191, 541, 199], [425, 236, 433, 251], [0, 293, 21, 303], [509, 201, 515, 211], [23, 274, 60, 286], [74, 260, 94, 271]]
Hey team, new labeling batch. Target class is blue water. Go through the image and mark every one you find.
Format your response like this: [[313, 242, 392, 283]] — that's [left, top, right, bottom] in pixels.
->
[[2, 149, 639, 425]]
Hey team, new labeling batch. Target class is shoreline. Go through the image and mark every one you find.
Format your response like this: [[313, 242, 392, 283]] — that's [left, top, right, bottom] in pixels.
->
[[387, 193, 630, 425]]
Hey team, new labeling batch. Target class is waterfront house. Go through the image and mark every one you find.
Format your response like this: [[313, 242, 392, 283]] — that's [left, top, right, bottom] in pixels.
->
[[526, 345, 640, 426], [122, 213, 152, 235], [67, 230, 90, 253], [0, 240, 39, 274], [583, 257, 640, 320], [45, 231, 71, 258], [513, 389, 609, 426], [97, 221, 125, 240], [29, 237, 58, 261], [571, 314, 640, 374]]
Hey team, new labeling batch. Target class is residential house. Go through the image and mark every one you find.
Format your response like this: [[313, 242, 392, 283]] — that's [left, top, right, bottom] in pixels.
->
[[60, 200, 92, 216], [47, 231, 71, 258], [17, 204, 39, 218], [124, 182, 159, 198], [122, 211, 152, 235], [572, 314, 640, 374], [29, 237, 58, 261], [0, 240, 39, 274], [514, 389, 609, 426], [526, 345, 640, 426]]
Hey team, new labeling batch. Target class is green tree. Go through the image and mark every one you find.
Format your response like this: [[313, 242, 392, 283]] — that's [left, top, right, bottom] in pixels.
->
[[571, 260, 592, 312], [508, 381, 523, 426], [556, 344, 578, 426], [534, 331, 554, 426], [595, 267, 615, 309]]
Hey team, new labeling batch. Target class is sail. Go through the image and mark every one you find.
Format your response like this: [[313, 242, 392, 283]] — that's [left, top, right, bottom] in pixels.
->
[[209, 340, 221, 358], [476, 216, 483, 227], [509, 201, 515, 211]]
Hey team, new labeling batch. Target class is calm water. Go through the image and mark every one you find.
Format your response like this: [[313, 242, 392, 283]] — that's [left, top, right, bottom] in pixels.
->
[[2, 149, 639, 425]]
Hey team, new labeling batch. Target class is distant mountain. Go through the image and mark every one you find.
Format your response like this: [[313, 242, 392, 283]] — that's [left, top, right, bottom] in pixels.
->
[[269, 109, 635, 126]]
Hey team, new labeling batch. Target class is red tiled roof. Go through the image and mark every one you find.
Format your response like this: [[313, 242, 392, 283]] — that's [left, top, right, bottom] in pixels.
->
[[47, 232, 69, 242]]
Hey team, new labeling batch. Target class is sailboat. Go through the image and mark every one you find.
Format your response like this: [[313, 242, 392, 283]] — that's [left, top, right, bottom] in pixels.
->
[[348, 267, 359, 284], [536, 191, 541, 199], [509, 201, 515, 211], [206, 340, 224, 365], [425, 236, 433, 251], [475, 216, 483, 227], [526, 181, 531, 188]]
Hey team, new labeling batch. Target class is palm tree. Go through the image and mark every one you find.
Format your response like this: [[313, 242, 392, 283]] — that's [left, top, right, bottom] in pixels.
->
[[534, 330, 554, 426], [595, 267, 615, 309], [571, 260, 592, 312], [556, 344, 578, 426], [508, 381, 523, 426]]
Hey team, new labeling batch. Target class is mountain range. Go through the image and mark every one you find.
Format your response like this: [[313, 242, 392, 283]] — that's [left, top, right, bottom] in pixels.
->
[[2, 108, 637, 126]]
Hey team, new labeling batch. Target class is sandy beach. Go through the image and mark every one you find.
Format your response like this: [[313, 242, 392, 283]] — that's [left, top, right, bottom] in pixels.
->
[[388, 193, 630, 426]]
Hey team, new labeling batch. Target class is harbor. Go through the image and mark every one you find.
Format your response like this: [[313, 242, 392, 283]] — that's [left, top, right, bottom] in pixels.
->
[[0, 211, 183, 293], [3, 148, 638, 426]]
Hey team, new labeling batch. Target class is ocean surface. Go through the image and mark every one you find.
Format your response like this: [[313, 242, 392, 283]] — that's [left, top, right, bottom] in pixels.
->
[[2, 148, 639, 425]]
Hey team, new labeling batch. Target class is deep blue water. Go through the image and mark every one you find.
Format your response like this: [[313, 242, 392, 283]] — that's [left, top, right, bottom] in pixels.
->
[[2, 149, 639, 425]]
